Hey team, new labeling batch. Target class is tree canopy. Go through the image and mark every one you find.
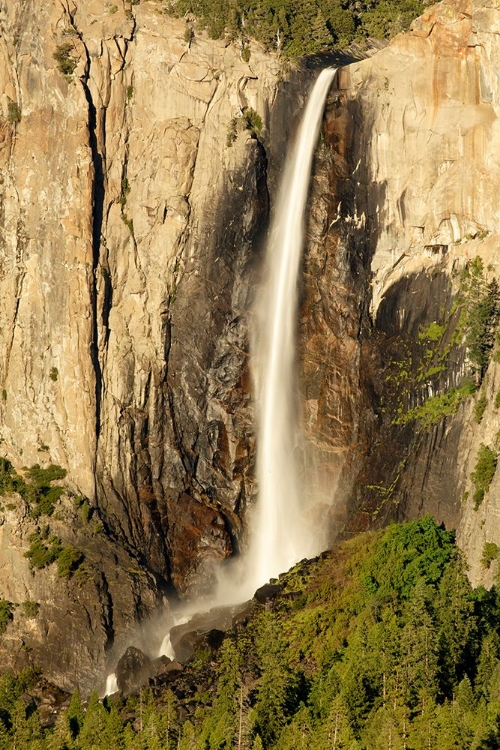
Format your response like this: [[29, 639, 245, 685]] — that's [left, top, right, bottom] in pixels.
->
[[165, 0, 426, 57], [3, 517, 500, 748]]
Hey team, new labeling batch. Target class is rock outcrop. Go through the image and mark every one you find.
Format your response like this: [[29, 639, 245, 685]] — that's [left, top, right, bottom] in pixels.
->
[[0, 493, 159, 692], [116, 646, 153, 696]]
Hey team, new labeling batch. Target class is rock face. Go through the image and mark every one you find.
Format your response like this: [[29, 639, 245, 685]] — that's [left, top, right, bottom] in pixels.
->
[[0, 0, 286, 592], [0, 0, 327, 689], [0, 10, 284, 566], [0, 495, 159, 692], [305, 0, 500, 585]]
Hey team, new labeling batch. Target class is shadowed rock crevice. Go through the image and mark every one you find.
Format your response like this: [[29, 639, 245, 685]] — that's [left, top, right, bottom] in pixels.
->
[[84, 80, 105, 446], [310, 79, 471, 538]]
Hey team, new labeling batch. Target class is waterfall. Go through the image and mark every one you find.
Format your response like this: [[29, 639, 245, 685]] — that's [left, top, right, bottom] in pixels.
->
[[159, 614, 189, 659], [246, 67, 337, 590], [104, 69, 337, 682], [103, 672, 118, 697]]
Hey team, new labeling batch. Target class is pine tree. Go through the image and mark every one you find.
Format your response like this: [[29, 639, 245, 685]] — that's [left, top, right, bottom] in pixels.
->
[[288, 5, 332, 55], [362, 703, 410, 750], [434, 700, 473, 750], [10, 697, 45, 750], [487, 662, 500, 703], [253, 615, 302, 747], [476, 632, 500, 700], [102, 703, 125, 749], [436, 554, 475, 691], [323, 0, 355, 45], [407, 688, 439, 750], [178, 719, 197, 750], [456, 676, 475, 713], [340, 668, 372, 736], [123, 722, 138, 750], [78, 691, 109, 749], [67, 689, 84, 741], [247, 3, 275, 49], [162, 689, 180, 750], [198, 639, 241, 749], [45, 708, 74, 750], [367, 610, 401, 707], [25, 710, 45, 749], [226, 6, 242, 40], [272, 703, 311, 750], [400, 581, 439, 708], [458, 257, 500, 381], [0, 672, 20, 717], [340, 620, 377, 735], [309, 10, 333, 52], [317, 694, 359, 750], [308, 665, 341, 721], [275, 8, 289, 54], [0, 720, 11, 750]]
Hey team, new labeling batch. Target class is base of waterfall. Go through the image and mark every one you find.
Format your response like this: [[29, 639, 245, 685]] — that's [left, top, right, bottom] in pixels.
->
[[103, 571, 295, 696]]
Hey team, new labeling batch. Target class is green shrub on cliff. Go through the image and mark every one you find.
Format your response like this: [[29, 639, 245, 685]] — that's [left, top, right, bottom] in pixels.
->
[[362, 0, 423, 38], [226, 108, 263, 146], [384, 257, 500, 439], [25, 530, 63, 570], [0, 460, 67, 518], [417, 320, 446, 343], [53, 43, 78, 77], [25, 530, 84, 578], [460, 258, 500, 382], [471, 444, 498, 510], [7, 101, 21, 125], [474, 393, 488, 423], [21, 601, 39, 618], [395, 382, 475, 427], [57, 546, 84, 578], [243, 107, 263, 135], [24, 464, 67, 518], [0, 458, 26, 497], [482, 542, 500, 569], [0, 601, 13, 634]]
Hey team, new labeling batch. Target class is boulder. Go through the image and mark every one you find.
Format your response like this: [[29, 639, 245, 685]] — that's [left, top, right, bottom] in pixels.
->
[[116, 647, 154, 696], [254, 583, 283, 604]]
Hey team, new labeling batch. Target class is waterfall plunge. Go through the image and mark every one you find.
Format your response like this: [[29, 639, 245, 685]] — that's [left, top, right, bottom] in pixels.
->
[[105, 71, 337, 689], [246, 67, 338, 592]]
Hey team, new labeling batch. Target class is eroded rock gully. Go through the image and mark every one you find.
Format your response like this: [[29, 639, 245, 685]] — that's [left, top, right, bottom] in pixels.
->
[[2, 0, 500, 690]]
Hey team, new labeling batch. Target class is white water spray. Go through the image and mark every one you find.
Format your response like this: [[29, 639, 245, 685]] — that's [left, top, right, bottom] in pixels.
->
[[246, 67, 337, 590], [159, 614, 189, 659], [104, 672, 118, 697]]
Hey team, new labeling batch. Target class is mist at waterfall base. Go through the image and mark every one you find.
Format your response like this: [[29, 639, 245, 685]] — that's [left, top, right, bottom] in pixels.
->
[[105, 68, 337, 693]]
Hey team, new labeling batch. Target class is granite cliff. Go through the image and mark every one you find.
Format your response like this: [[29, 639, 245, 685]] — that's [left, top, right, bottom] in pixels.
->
[[0, 0, 289, 689], [315, 0, 500, 587], [1, 0, 500, 691]]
